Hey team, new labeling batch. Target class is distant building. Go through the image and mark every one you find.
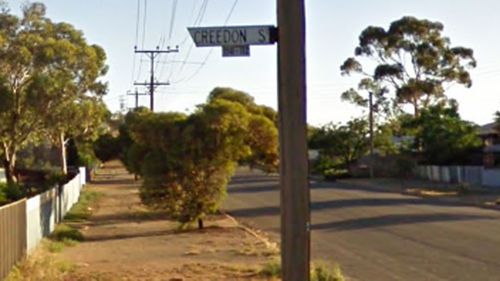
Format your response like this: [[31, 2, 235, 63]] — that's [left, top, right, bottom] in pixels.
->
[[479, 122, 500, 168]]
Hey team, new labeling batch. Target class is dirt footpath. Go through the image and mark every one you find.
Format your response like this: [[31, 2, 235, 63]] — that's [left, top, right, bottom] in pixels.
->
[[61, 161, 277, 281]]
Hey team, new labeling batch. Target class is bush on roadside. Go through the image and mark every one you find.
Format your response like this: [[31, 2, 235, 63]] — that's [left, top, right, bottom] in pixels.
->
[[0, 182, 25, 205], [323, 168, 350, 181]]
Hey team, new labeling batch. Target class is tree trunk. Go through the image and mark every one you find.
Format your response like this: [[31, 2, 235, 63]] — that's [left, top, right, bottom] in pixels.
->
[[413, 100, 420, 118], [198, 218, 204, 230], [369, 92, 374, 178], [59, 133, 68, 175], [3, 147, 17, 184]]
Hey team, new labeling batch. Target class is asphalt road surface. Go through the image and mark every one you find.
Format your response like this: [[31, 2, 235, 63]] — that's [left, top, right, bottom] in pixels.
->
[[223, 168, 500, 281]]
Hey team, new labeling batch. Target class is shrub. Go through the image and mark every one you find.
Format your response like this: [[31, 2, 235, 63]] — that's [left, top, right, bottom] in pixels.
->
[[323, 169, 350, 181], [311, 263, 345, 281], [260, 259, 281, 278], [0, 182, 25, 205]]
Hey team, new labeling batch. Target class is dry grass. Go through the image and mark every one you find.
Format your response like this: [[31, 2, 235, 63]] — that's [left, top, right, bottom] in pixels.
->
[[5, 241, 76, 281], [405, 188, 458, 197]]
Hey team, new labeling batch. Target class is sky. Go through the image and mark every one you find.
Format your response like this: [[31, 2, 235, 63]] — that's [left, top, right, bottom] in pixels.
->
[[6, 0, 500, 126]]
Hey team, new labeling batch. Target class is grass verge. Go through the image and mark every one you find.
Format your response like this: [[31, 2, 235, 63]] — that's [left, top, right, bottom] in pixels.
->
[[260, 259, 345, 281], [5, 241, 76, 281], [64, 190, 102, 222]]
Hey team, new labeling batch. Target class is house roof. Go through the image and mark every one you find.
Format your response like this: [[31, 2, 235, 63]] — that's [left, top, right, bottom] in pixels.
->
[[479, 122, 497, 136]]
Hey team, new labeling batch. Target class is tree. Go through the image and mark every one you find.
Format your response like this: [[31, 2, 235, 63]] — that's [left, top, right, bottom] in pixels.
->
[[0, 2, 107, 182], [207, 87, 279, 171], [132, 100, 250, 229], [45, 97, 109, 175], [402, 100, 481, 164], [341, 16, 476, 118], [309, 118, 370, 169], [94, 133, 121, 163]]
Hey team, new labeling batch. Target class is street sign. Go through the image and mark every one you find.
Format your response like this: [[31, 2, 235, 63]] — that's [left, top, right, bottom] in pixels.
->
[[188, 25, 276, 47], [222, 45, 250, 57]]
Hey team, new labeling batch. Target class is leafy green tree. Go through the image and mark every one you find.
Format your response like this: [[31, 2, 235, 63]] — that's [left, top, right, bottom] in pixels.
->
[[45, 98, 109, 175], [309, 118, 370, 169], [132, 100, 250, 229], [245, 115, 279, 172], [93, 133, 121, 163], [207, 87, 279, 171], [341, 16, 476, 117], [402, 100, 481, 164], [0, 2, 107, 182]]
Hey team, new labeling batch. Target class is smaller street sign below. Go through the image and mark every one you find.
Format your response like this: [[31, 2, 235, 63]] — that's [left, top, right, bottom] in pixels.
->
[[188, 25, 276, 47], [222, 45, 250, 57]]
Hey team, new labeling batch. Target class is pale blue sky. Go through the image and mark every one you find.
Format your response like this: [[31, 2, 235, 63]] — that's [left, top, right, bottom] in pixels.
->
[[7, 0, 500, 126]]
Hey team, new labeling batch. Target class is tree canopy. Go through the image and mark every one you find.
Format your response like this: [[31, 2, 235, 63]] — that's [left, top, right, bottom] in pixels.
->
[[401, 100, 481, 164], [117, 88, 279, 228], [341, 16, 476, 117], [0, 2, 108, 182]]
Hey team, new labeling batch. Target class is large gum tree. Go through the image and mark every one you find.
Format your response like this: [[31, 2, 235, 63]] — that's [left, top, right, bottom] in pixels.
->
[[0, 2, 107, 182], [341, 16, 476, 118]]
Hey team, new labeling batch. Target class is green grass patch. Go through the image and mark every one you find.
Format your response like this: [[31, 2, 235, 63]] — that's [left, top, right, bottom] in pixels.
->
[[260, 259, 345, 281], [64, 190, 102, 222], [260, 259, 281, 278], [50, 224, 84, 242], [45, 238, 79, 253]]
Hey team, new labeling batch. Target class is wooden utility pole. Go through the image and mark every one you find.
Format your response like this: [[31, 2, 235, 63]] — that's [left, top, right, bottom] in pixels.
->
[[369, 91, 374, 178], [127, 89, 148, 109], [134, 46, 178, 111], [277, 0, 310, 280]]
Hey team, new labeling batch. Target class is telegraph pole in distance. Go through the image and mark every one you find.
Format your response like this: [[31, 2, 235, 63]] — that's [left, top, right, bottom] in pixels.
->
[[127, 89, 148, 109], [277, 0, 310, 280], [134, 46, 179, 111]]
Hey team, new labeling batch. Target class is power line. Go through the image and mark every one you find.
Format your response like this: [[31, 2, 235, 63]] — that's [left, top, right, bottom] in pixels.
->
[[130, 0, 141, 84], [157, 0, 180, 83], [172, 0, 239, 84], [167, 0, 209, 81], [136, 0, 148, 81]]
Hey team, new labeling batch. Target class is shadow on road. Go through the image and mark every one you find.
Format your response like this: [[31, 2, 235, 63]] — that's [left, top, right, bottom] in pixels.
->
[[227, 197, 475, 218], [312, 213, 496, 232]]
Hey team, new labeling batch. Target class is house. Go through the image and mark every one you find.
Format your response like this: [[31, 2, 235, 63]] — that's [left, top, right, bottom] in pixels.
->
[[479, 122, 500, 168]]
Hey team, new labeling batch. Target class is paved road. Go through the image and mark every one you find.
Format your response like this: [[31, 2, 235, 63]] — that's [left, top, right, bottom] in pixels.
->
[[223, 168, 500, 281]]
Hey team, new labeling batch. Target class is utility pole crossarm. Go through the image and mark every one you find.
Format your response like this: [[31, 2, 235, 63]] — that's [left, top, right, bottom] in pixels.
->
[[133, 46, 178, 111], [134, 49, 179, 54]]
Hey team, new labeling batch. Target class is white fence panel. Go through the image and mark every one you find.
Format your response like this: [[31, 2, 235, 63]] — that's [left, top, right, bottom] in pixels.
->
[[482, 169, 500, 188], [26, 188, 57, 252], [25, 169, 85, 252]]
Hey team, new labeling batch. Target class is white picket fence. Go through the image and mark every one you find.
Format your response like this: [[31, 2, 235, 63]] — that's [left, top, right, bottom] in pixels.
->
[[415, 165, 500, 188], [25, 168, 86, 252]]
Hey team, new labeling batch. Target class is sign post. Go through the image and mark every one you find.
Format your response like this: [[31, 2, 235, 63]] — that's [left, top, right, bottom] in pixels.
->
[[277, 1, 310, 280], [187, 4, 310, 278]]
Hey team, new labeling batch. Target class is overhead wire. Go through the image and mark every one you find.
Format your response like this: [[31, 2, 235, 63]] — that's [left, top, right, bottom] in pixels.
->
[[172, 0, 239, 84], [157, 0, 179, 82], [136, 0, 148, 81], [130, 0, 141, 84], [167, 0, 209, 82]]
